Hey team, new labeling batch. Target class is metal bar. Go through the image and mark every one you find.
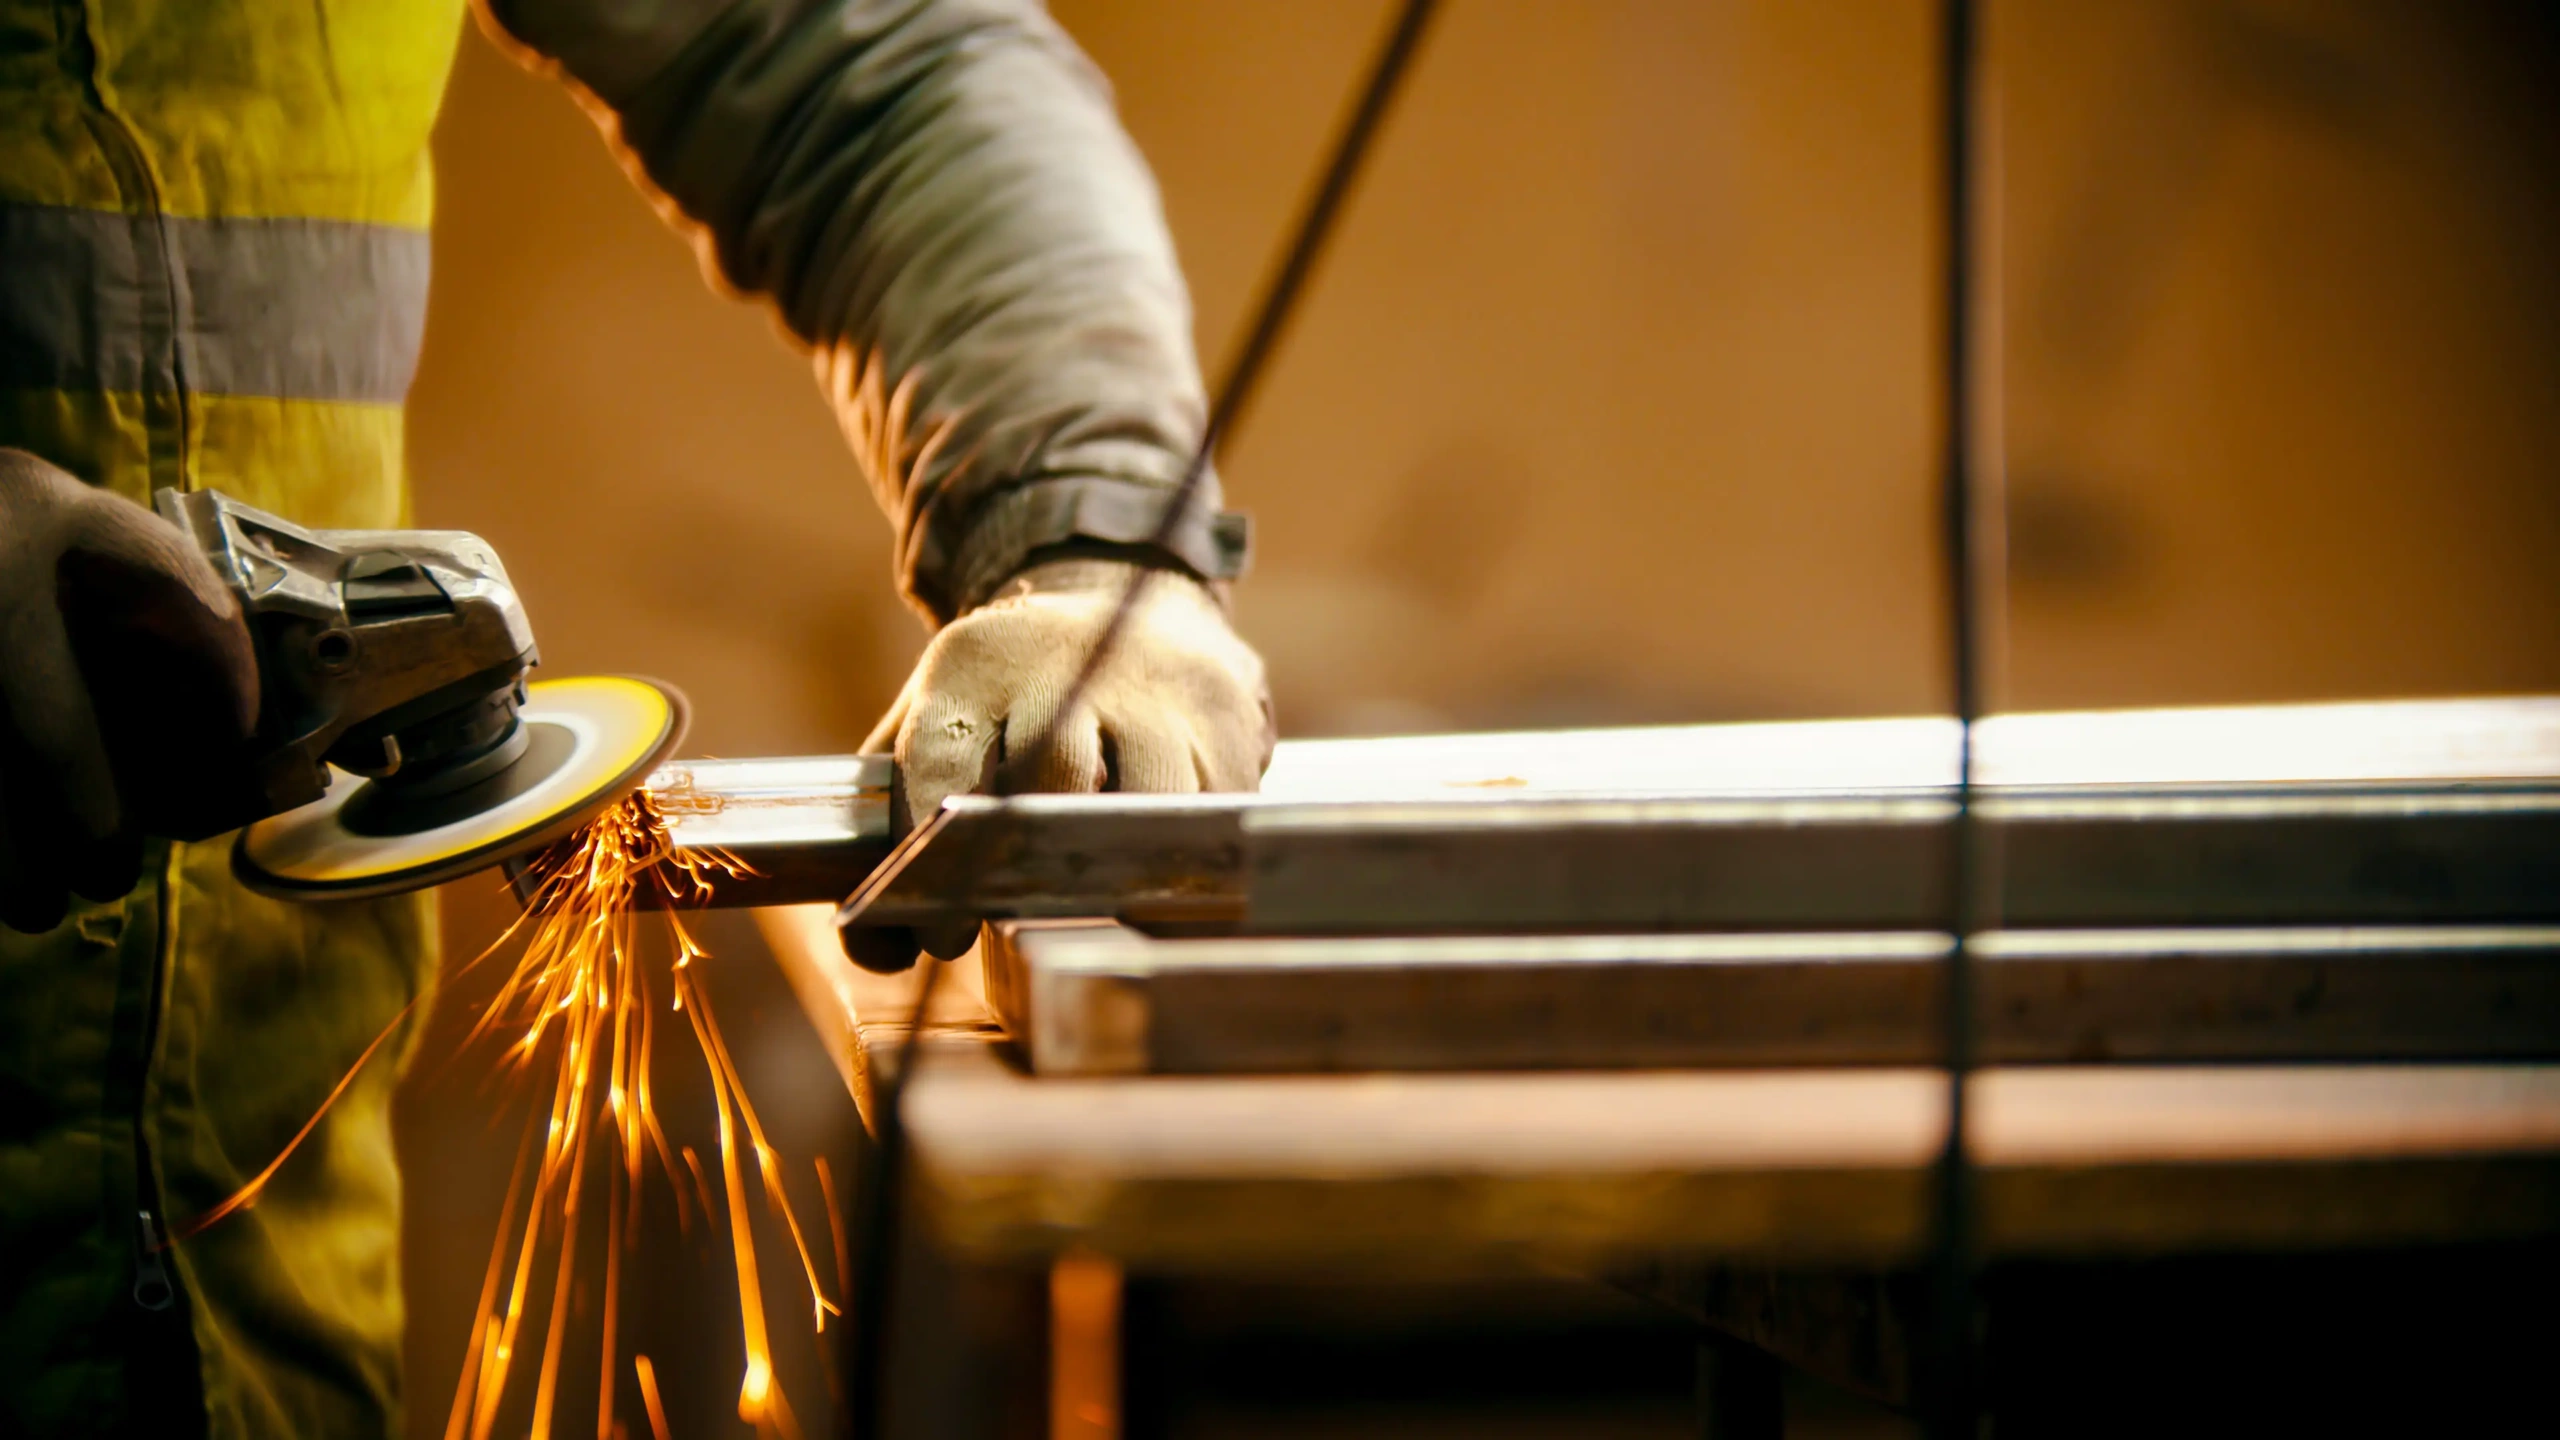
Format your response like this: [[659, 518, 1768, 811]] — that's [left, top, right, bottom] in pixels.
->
[[1251, 786, 2560, 933], [837, 782, 2560, 933], [645, 754, 894, 908], [635, 698, 2560, 913], [984, 923, 2560, 1076], [1263, 696, 2560, 795], [1929, 0, 1989, 1424]]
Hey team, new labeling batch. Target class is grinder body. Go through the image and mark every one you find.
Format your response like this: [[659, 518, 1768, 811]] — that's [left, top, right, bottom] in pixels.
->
[[156, 488, 685, 900], [156, 488, 542, 833]]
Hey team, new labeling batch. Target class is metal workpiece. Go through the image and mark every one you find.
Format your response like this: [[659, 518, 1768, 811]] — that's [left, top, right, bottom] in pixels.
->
[[833, 780, 2560, 937], [984, 922, 2560, 1077], [800, 697, 2560, 929], [1246, 784, 2560, 934], [648, 753, 896, 908], [840, 792, 1251, 928], [1265, 696, 2560, 795], [1241, 793, 1950, 934]]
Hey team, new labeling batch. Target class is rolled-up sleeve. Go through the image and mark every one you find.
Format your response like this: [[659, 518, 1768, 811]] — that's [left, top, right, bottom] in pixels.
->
[[481, 0, 1234, 621]]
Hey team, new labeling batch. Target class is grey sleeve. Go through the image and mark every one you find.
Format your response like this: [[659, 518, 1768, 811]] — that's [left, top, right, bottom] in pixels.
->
[[480, 0, 1246, 622]]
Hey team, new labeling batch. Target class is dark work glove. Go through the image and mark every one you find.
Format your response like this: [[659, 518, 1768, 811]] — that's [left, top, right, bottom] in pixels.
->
[[0, 450, 261, 932]]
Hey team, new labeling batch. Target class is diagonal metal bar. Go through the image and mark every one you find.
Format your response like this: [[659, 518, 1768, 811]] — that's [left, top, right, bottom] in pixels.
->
[[852, 6, 1444, 1435], [991, 0, 1442, 800]]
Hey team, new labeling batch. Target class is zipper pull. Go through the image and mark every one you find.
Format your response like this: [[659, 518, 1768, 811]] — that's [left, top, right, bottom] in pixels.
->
[[133, 1209, 175, 1312]]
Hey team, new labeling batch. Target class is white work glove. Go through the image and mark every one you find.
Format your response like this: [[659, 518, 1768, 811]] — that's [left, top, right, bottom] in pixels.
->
[[0, 450, 260, 932], [850, 554, 1274, 968]]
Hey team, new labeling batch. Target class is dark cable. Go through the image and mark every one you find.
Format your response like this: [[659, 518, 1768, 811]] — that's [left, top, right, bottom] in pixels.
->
[[992, 0, 1443, 798], [847, 952, 941, 1440], [1926, 1, 1986, 1437], [849, 6, 1442, 1433]]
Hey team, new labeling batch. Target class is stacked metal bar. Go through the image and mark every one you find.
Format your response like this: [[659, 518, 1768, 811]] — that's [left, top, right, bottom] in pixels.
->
[[980, 922, 2560, 1076], [821, 698, 2560, 933], [677, 695, 2560, 1075]]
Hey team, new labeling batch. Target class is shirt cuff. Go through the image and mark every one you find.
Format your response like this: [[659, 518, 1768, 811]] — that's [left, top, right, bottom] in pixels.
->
[[919, 475, 1251, 620]]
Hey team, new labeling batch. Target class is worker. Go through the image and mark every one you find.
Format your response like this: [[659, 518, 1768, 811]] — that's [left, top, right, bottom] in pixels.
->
[[0, 2, 1274, 1434]]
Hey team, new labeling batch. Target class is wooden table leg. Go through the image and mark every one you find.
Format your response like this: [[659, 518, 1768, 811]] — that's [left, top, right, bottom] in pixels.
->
[[1051, 1253, 1122, 1440]]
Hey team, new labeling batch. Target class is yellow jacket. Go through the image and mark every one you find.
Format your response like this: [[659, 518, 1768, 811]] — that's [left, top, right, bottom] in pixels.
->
[[0, 2, 1226, 1433]]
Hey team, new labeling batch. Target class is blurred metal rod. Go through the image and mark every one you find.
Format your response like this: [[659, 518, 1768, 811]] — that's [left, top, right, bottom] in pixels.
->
[[984, 922, 2560, 1077]]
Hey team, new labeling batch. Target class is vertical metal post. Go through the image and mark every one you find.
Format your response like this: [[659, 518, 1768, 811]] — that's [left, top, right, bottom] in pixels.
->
[[994, 0, 1443, 800], [1927, 0, 1986, 1436]]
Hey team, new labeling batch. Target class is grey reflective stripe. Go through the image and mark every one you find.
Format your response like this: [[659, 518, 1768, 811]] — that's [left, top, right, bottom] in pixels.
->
[[0, 203, 430, 403]]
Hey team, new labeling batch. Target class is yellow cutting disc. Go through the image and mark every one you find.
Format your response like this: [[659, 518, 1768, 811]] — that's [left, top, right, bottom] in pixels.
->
[[234, 675, 689, 902]]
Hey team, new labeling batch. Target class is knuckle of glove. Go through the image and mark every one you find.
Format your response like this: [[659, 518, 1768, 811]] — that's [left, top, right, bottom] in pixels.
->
[[894, 702, 993, 832], [888, 557, 1276, 819], [1101, 591, 1272, 794]]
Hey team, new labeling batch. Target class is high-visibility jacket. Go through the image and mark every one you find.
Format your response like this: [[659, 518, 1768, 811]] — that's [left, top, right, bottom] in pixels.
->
[[0, 3, 1227, 1434]]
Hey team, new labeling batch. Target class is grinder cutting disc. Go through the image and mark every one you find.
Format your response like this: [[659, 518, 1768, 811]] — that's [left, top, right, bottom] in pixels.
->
[[235, 675, 689, 902]]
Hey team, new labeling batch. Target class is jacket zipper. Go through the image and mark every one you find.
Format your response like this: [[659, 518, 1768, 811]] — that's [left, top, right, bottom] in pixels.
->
[[132, 1209, 175, 1311], [127, 848, 181, 1313], [54, 0, 190, 1313], [57, 0, 195, 494]]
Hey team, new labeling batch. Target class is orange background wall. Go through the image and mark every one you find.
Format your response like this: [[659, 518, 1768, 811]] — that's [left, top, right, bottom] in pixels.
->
[[411, 0, 2560, 756], [399, 3, 2560, 1433]]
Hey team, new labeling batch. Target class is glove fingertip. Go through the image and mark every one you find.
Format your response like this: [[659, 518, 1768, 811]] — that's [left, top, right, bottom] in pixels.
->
[[840, 924, 923, 975], [918, 919, 980, 961]]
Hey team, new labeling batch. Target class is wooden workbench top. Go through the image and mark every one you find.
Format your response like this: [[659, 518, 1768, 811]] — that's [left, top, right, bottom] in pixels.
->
[[757, 904, 2560, 1275], [889, 1035, 2559, 1273]]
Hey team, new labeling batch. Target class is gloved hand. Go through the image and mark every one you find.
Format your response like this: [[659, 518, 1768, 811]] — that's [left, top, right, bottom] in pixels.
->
[[0, 451, 260, 933], [851, 553, 1274, 967]]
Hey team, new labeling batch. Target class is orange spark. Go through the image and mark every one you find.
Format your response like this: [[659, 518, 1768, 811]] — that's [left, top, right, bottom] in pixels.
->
[[443, 790, 839, 1439], [172, 787, 843, 1438], [635, 1354, 673, 1440]]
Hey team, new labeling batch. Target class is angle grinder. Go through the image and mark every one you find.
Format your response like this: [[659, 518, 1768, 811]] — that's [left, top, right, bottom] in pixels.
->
[[156, 488, 688, 902]]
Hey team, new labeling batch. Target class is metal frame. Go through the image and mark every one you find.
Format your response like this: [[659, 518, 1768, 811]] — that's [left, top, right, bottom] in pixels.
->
[[983, 921, 2560, 1076]]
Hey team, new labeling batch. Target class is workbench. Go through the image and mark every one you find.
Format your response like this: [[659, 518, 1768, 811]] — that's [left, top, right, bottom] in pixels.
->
[[742, 698, 2560, 1437], [759, 958, 2560, 1433]]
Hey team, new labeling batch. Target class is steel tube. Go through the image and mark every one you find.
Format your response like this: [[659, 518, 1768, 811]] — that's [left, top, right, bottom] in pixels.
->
[[603, 698, 2560, 917]]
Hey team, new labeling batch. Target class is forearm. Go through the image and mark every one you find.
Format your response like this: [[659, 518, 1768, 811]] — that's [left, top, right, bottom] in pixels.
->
[[483, 0, 1239, 620]]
